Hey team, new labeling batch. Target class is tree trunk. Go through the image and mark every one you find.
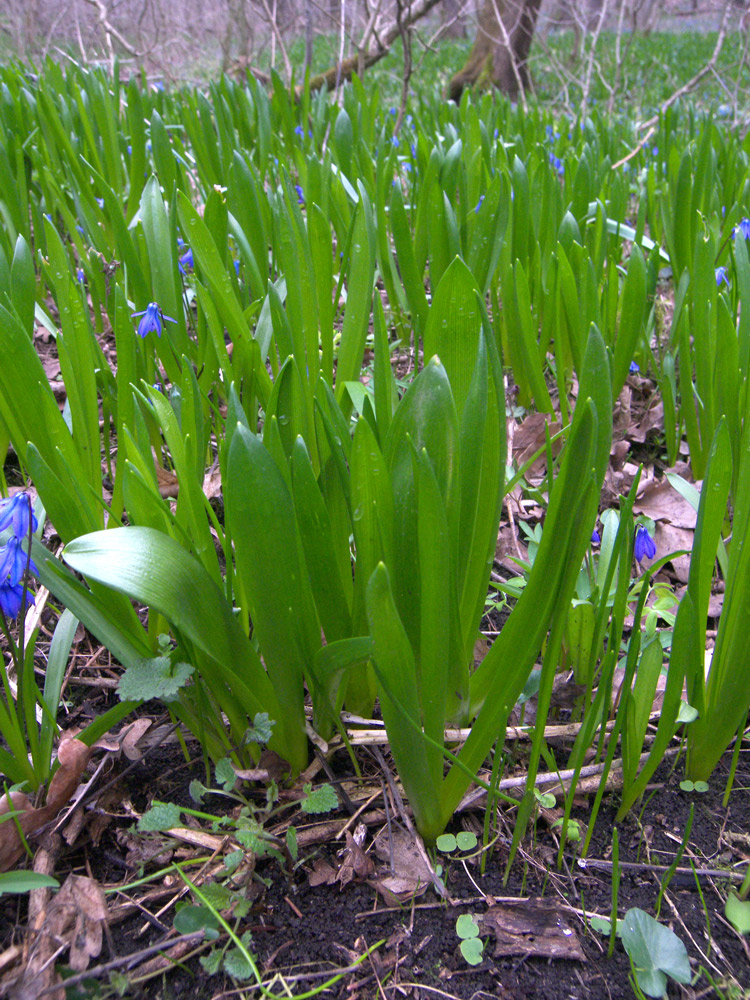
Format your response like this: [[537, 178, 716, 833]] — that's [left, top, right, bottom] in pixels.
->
[[448, 0, 544, 102]]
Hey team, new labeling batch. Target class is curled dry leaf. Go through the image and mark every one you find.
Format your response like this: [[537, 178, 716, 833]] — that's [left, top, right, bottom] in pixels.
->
[[0, 738, 91, 873]]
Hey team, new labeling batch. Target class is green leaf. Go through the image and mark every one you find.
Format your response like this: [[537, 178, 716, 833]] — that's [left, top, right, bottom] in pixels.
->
[[200, 949, 223, 975], [300, 782, 339, 814], [286, 826, 298, 862], [200, 882, 233, 910], [725, 892, 750, 935], [459, 937, 484, 965], [436, 833, 457, 853], [117, 657, 193, 702], [138, 801, 183, 831], [215, 758, 236, 791], [245, 713, 274, 746], [620, 908, 691, 998], [223, 947, 256, 980], [456, 913, 479, 939], [173, 904, 220, 939], [455, 831, 478, 851], [63, 526, 284, 761], [677, 701, 699, 724], [0, 871, 59, 896]]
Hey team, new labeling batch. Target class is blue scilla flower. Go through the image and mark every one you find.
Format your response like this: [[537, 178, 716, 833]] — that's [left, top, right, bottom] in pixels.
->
[[178, 247, 194, 274], [733, 218, 750, 241], [475, 195, 485, 213], [634, 524, 656, 563], [76, 268, 85, 283], [591, 529, 601, 546], [0, 536, 38, 587], [131, 302, 177, 338], [294, 125, 304, 137], [295, 185, 305, 205], [716, 266, 730, 288], [629, 360, 640, 373], [392, 136, 400, 147], [0, 492, 37, 540], [549, 153, 564, 176], [389, 107, 397, 116], [0, 580, 30, 618]]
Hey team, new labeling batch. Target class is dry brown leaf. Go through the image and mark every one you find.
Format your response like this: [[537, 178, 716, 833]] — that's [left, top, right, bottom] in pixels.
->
[[0, 738, 91, 872], [371, 826, 433, 902], [155, 460, 179, 499], [634, 476, 700, 530], [654, 523, 693, 582], [16, 874, 106, 1000], [202, 462, 223, 501], [94, 718, 152, 759], [512, 413, 563, 477], [308, 857, 338, 886], [337, 828, 374, 887]]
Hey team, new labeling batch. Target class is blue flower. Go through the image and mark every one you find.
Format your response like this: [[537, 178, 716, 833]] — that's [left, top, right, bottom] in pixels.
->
[[634, 524, 656, 563], [591, 529, 601, 546], [295, 185, 304, 205], [716, 266, 730, 287], [392, 136, 400, 147], [0, 536, 37, 587], [733, 218, 750, 241], [389, 107, 397, 116], [294, 125, 304, 137], [76, 268, 85, 283], [131, 302, 177, 338], [0, 580, 30, 618], [234, 259, 240, 276], [475, 195, 485, 213], [549, 153, 564, 176], [178, 247, 194, 274], [629, 360, 640, 373], [0, 493, 37, 539]]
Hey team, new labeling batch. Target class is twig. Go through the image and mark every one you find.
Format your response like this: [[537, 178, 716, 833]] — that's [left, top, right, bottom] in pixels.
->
[[638, 0, 734, 132], [34, 931, 209, 995]]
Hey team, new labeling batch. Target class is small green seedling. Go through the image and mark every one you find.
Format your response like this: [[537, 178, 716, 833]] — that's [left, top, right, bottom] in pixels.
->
[[679, 779, 709, 793], [620, 908, 691, 998], [533, 788, 557, 809], [456, 913, 484, 965], [589, 915, 619, 936], [436, 831, 479, 854], [551, 817, 581, 841]]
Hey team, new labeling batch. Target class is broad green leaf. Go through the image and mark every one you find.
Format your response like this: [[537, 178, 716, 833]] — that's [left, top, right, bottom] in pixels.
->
[[620, 908, 691, 998], [118, 657, 194, 702]]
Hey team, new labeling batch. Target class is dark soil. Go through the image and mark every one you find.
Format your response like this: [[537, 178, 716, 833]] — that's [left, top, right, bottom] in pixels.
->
[[4, 733, 746, 1000]]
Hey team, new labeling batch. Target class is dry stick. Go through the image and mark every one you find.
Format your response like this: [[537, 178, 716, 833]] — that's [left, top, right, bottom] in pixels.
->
[[34, 931, 209, 996], [485, 0, 528, 111], [579, 0, 611, 123], [638, 0, 733, 132], [610, 124, 656, 171], [394, 0, 414, 133], [258, 0, 293, 83], [81, 0, 141, 60]]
